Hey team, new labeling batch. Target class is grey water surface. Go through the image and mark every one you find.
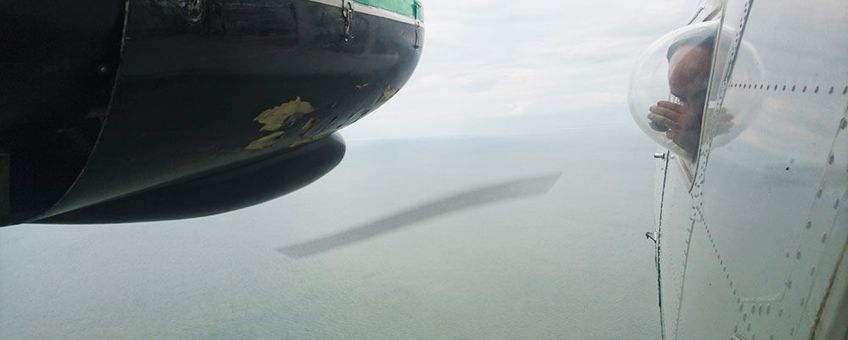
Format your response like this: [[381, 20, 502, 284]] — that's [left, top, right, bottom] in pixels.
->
[[0, 127, 660, 339]]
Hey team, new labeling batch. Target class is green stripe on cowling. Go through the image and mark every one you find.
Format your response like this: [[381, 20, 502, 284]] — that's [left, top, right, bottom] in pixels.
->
[[352, 0, 423, 20]]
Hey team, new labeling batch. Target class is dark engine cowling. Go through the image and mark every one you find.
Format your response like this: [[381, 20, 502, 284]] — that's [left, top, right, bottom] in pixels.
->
[[0, 0, 423, 226]]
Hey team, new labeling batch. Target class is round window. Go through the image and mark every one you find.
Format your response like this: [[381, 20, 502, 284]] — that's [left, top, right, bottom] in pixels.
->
[[628, 21, 719, 161]]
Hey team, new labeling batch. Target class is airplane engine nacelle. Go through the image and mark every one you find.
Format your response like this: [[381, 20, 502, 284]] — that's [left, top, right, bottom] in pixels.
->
[[0, 0, 424, 226]]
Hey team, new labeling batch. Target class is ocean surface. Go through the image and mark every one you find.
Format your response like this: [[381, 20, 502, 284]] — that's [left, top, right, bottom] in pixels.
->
[[0, 126, 661, 339]]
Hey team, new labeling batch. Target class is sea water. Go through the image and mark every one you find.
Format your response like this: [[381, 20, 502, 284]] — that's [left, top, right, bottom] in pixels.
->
[[0, 126, 660, 339]]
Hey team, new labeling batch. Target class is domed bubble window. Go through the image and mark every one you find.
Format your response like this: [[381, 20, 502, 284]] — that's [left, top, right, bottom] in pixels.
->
[[628, 21, 719, 162]]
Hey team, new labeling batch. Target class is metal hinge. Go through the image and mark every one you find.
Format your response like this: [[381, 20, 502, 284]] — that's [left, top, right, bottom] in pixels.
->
[[646, 231, 659, 243], [341, 0, 354, 41]]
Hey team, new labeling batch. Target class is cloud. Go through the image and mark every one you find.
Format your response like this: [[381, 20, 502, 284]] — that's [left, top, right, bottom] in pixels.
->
[[344, 0, 692, 140]]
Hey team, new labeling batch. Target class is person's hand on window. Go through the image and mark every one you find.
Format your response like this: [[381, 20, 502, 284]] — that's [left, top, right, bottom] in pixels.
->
[[648, 100, 701, 157]]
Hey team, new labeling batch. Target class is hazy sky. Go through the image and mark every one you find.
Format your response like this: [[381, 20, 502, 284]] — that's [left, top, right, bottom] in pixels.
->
[[343, 0, 693, 141]]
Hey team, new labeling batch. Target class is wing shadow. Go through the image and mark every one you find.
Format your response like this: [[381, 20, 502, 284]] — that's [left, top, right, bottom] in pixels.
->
[[278, 172, 561, 258]]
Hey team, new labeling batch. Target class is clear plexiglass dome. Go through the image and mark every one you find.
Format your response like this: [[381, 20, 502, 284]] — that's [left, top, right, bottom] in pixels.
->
[[628, 21, 719, 161]]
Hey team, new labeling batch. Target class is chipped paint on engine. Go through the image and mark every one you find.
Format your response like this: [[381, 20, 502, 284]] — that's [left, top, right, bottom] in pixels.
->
[[246, 97, 315, 150], [301, 118, 315, 132], [289, 133, 330, 148], [246, 131, 284, 150], [254, 97, 315, 132], [382, 85, 398, 102]]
